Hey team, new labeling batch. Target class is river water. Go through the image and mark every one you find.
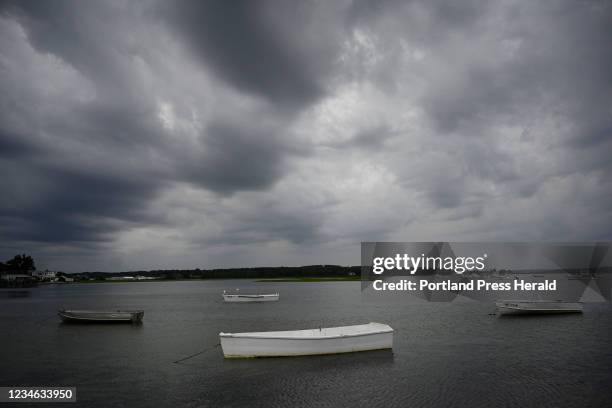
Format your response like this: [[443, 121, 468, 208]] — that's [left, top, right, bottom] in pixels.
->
[[1, 281, 611, 407]]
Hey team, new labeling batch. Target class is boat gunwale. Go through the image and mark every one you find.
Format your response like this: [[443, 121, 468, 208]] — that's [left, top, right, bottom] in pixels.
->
[[220, 331, 393, 340], [220, 324, 394, 340], [223, 294, 279, 298], [496, 306, 582, 312], [495, 300, 583, 304], [58, 309, 145, 314], [58, 314, 133, 321]]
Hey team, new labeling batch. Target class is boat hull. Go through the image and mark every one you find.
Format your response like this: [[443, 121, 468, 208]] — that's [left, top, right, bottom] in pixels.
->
[[223, 294, 279, 303], [220, 322, 393, 358], [495, 301, 582, 315], [58, 310, 144, 323]]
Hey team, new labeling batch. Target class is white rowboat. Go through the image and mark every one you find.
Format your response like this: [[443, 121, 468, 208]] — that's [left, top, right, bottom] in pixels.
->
[[495, 300, 583, 315], [222, 293, 279, 302], [219, 322, 393, 358], [58, 309, 144, 323]]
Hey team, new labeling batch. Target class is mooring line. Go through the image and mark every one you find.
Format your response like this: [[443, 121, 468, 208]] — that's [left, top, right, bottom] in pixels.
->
[[173, 342, 221, 364]]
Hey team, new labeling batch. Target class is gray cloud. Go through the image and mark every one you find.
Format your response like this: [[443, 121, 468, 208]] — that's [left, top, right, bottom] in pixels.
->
[[0, 0, 611, 271], [181, 120, 301, 193], [162, 0, 342, 110]]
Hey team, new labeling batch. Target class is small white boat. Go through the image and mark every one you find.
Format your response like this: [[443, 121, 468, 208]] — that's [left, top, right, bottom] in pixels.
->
[[219, 322, 393, 358], [222, 291, 279, 302], [496, 300, 583, 315], [58, 309, 144, 323]]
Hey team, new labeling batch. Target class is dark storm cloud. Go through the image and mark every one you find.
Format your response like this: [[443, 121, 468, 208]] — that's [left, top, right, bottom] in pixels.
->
[[350, 0, 612, 138], [0, 0, 316, 253], [182, 120, 297, 194], [162, 0, 339, 110], [347, 0, 612, 216], [425, 4, 612, 139], [202, 206, 322, 246], [0, 1, 168, 246], [0, 130, 39, 157], [1, 0, 611, 269], [1, 0, 155, 84], [0, 164, 159, 246]]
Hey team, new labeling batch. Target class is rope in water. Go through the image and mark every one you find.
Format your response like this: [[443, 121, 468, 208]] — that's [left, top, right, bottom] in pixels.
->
[[173, 342, 221, 364]]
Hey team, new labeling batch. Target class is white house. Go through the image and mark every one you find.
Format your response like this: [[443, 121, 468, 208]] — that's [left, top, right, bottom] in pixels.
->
[[33, 270, 58, 281]]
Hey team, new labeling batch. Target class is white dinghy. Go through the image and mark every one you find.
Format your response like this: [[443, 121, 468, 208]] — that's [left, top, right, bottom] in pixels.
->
[[219, 322, 393, 358], [496, 300, 583, 315], [222, 290, 279, 303]]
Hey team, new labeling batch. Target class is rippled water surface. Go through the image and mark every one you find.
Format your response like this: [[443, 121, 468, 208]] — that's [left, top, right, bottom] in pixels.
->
[[1, 281, 611, 407]]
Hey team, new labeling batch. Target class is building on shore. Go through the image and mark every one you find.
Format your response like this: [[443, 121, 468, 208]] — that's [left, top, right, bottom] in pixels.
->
[[105, 275, 158, 281], [0, 273, 38, 288], [32, 270, 58, 281]]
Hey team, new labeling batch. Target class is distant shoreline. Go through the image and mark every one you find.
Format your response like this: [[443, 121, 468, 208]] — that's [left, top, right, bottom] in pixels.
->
[[60, 276, 361, 284], [61, 265, 362, 283], [256, 277, 360, 282]]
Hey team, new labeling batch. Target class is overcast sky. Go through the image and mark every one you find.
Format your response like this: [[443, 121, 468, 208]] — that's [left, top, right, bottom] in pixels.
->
[[1, 0, 611, 272]]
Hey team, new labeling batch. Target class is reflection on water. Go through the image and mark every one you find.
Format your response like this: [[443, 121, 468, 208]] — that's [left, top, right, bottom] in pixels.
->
[[0, 281, 611, 408], [58, 320, 145, 327], [0, 290, 31, 298], [220, 347, 395, 367]]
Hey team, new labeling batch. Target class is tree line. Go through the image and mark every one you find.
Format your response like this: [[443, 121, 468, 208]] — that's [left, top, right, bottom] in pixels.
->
[[0, 254, 361, 280], [79, 265, 361, 280], [0, 254, 36, 274]]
